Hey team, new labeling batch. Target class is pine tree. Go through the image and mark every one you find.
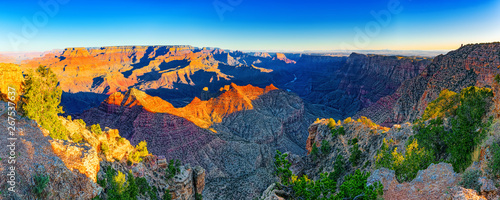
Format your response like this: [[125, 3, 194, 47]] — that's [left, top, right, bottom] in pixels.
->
[[21, 66, 68, 140]]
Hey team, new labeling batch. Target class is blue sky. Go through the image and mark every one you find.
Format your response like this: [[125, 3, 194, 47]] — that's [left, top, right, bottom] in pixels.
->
[[1, 0, 499, 52]]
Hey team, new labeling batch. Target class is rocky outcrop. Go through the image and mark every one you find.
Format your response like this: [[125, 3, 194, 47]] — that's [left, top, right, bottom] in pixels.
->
[[0, 102, 101, 200], [358, 42, 500, 125], [78, 84, 313, 199], [367, 163, 487, 200]]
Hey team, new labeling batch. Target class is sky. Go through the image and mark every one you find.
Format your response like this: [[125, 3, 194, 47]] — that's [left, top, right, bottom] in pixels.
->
[[1, 0, 499, 52]]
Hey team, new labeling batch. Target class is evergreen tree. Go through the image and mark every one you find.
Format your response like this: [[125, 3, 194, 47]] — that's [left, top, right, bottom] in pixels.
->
[[21, 65, 68, 140]]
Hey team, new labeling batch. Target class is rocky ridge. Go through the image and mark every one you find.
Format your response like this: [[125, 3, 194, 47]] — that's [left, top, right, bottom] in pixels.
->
[[357, 42, 500, 125]]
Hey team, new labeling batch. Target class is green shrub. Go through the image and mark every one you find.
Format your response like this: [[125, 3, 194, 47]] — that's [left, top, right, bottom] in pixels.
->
[[459, 170, 482, 193], [163, 189, 172, 200], [336, 169, 383, 200], [349, 138, 362, 166], [91, 124, 103, 135], [33, 174, 50, 197], [330, 155, 345, 181], [165, 159, 181, 180], [489, 143, 500, 176], [320, 140, 331, 154], [195, 193, 203, 200], [412, 118, 447, 160], [495, 74, 500, 84], [310, 143, 320, 161], [21, 66, 68, 140], [274, 150, 292, 186], [125, 171, 138, 200], [375, 138, 434, 182], [446, 86, 492, 172], [331, 126, 345, 137]]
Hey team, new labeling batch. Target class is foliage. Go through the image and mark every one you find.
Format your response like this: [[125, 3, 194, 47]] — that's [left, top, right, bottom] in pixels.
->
[[274, 150, 293, 186], [129, 141, 149, 163], [446, 86, 492, 172], [163, 189, 172, 200], [344, 117, 353, 124], [76, 119, 86, 127], [459, 170, 482, 193], [100, 142, 109, 154], [310, 143, 320, 161], [91, 124, 103, 135], [21, 65, 68, 140], [71, 132, 84, 143], [125, 171, 138, 200], [421, 89, 459, 121], [113, 171, 128, 195], [495, 74, 500, 84], [327, 118, 337, 129], [331, 126, 345, 137], [349, 138, 362, 166], [273, 151, 383, 200], [33, 174, 50, 198], [357, 116, 378, 128], [291, 172, 336, 199], [336, 169, 384, 200], [330, 155, 345, 182], [412, 118, 447, 160], [320, 140, 331, 154], [489, 143, 500, 176], [97, 166, 155, 200], [195, 193, 203, 200], [413, 87, 493, 172], [375, 138, 434, 182], [165, 159, 181, 180]]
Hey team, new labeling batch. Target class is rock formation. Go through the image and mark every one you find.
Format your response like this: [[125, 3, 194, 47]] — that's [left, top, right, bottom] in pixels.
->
[[357, 42, 500, 125], [78, 83, 314, 199]]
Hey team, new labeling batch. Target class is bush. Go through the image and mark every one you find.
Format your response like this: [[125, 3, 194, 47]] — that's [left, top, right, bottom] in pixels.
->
[[320, 140, 331, 154], [125, 171, 138, 200], [274, 150, 292, 186], [310, 143, 319, 161], [195, 193, 203, 200], [495, 74, 500, 84], [375, 138, 434, 182], [113, 171, 128, 195], [421, 89, 459, 121], [291, 172, 336, 199], [100, 143, 109, 154], [71, 132, 84, 143], [349, 138, 362, 166], [76, 119, 86, 127], [489, 143, 500, 176], [412, 118, 447, 160], [165, 159, 181, 180], [446, 86, 492, 172], [459, 170, 482, 193], [336, 169, 383, 200], [91, 124, 103, 135], [330, 155, 345, 181], [331, 126, 345, 137], [21, 66, 68, 140], [129, 141, 149, 163], [33, 174, 50, 197], [163, 189, 172, 200]]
